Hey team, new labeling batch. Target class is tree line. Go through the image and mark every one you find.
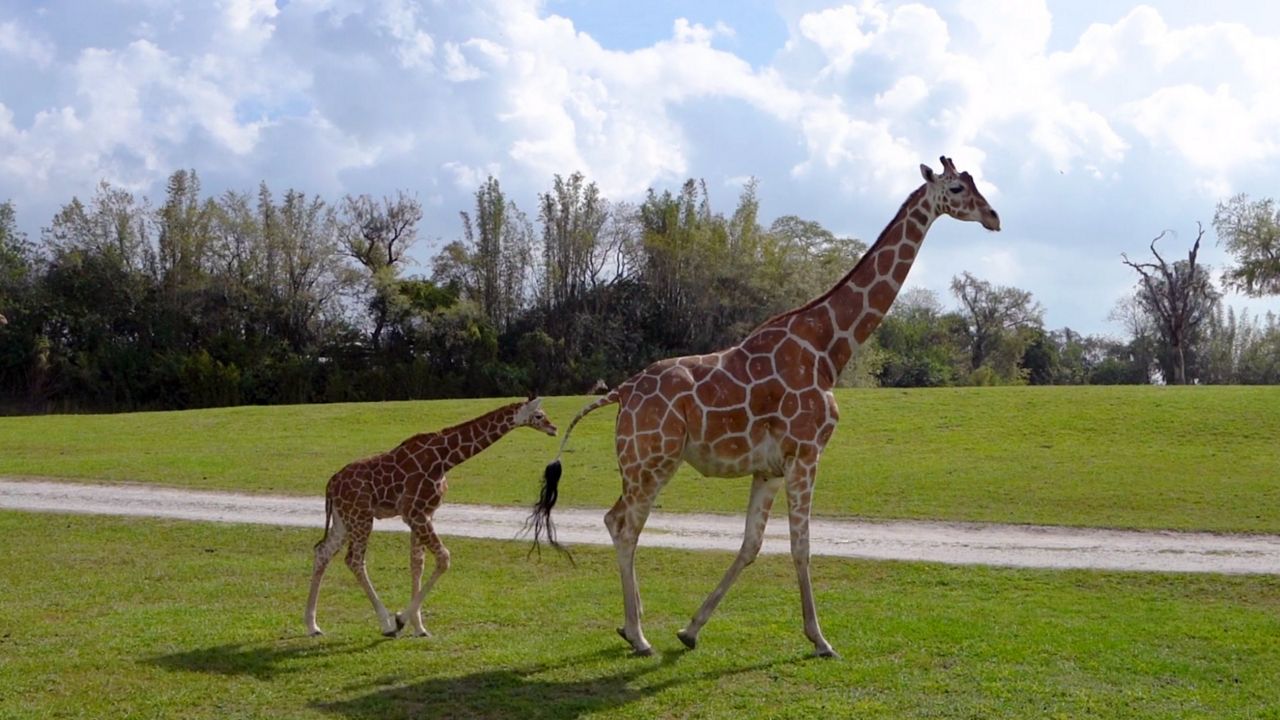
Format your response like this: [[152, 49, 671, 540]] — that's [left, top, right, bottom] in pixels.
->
[[0, 170, 1277, 413]]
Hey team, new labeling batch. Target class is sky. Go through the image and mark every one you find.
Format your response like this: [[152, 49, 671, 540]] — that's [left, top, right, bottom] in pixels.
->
[[1, 0, 1278, 336]]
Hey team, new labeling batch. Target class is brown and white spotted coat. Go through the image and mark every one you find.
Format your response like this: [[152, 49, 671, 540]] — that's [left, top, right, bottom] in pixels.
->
[[306, 397, 556, 638], [530, 156, 1000, 656]]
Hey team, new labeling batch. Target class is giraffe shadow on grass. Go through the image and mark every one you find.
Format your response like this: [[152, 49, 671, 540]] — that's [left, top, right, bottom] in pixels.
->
[[145, 637, 384, 681], [317, 648, 807, 720]]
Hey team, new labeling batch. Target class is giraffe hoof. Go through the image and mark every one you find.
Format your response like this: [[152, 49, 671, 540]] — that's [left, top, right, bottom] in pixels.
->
[[815, 646, 840, 659], [308, 629, 324, 637], [633, 645, 655, 657], [382, 614, 406, 638], [676, 629, 697, 650]]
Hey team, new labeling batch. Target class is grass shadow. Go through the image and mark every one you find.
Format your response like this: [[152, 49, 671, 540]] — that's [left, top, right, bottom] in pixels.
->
[[145, 636, 383, 681], [317, 647, 807, 720]]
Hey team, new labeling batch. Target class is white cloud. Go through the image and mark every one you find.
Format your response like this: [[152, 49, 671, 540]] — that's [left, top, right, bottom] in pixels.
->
[[1047, 5, 1280, 184], [442, 42, 483, 81], [1123, 84, 1274, 196], [796, 2, 887, 75], [373, 0, 436, 69], [0, 19, 55, 67], [219, 0, 278, 46], [874, 75, 928, 114], [443, 160, 501, 190], [672, 17, 733, 45], [3, 0, 1280, 334]]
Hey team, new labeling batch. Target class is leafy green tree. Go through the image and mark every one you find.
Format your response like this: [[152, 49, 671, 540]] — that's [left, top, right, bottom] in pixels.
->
[[539, 172, 611, 313], [444, 177, 535, 331], [950, 272, 1044, 384], [762, 214, 866, 311], [1214, 194, 1280, 297], [0, 201, 42, 405], [872, 288, 967, 387]]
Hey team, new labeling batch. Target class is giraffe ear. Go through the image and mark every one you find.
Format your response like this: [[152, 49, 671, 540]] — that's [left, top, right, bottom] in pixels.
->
[[920, 164, 936, 183]]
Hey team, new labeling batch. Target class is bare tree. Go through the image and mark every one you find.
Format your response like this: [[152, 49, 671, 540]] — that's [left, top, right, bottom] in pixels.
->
[[336, 192, 423, 348], [339, 192, 421, 272], [1121, 225, 1217, 384]]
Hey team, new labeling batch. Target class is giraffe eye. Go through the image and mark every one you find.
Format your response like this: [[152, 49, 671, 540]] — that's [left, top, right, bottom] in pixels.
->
[[949, 185, 964, 194]]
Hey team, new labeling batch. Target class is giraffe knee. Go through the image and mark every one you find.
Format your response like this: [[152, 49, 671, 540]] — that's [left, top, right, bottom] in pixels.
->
[[604, 503, 626, 540], [435, 547, 451, 572]]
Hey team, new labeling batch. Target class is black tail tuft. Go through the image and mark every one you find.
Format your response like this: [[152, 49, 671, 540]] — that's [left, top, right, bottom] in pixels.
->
[[524, 459, 574, 565]]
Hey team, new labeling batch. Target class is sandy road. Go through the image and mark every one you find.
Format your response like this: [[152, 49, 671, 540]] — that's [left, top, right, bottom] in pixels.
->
[[3, 478, 1280, 574]]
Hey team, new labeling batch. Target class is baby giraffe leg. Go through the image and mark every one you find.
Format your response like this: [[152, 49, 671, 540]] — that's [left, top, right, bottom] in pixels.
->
[[344, 516, 403, 637], [304, 514, 347, 636], [401, 520, 450, 637]]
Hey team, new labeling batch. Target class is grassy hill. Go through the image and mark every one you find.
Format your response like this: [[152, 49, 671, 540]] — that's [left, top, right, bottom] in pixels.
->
[[1, 386, 1277, 532]]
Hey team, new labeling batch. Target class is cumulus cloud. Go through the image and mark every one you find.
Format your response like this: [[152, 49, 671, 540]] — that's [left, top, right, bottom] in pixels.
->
[[0, 19, 56, 67], [2, 0, 1279, 333]]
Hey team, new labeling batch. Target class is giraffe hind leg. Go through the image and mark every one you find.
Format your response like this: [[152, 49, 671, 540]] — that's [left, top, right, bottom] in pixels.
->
[[604, 459, 678, 657], [606, 496, 652, 657], [305, 512, 347, 636]]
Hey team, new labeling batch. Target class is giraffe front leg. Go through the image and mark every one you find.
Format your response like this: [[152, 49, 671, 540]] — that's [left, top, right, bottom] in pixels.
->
[[344, 518, 403, 637], [401, 521, 450, 638], [785, 459, 837, 658], [304, 514, 347, 636], [679, 474, 782, 649]]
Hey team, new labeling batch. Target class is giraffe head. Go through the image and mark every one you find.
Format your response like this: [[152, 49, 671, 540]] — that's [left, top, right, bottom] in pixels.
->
[[513, 396, 557, 437], [920, 156, 1001, 231]]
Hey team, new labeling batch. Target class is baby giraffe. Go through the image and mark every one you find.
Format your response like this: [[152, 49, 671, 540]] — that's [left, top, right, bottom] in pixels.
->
[[305, 396, 557, 638]]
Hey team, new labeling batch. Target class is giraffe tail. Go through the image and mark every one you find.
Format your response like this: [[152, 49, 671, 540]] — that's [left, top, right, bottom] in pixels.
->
[[525, 388, 621, 562], [314, 494, 333, 551]]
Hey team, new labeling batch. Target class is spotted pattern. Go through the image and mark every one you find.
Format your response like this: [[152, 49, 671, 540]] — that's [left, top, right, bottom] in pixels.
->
[[304, 398, 557, 637], [558, 157, 999, 656]]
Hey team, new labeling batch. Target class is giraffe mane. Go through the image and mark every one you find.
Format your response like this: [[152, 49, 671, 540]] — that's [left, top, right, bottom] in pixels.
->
[[746, 183, 929, 335], [394, 400, 523, 449]]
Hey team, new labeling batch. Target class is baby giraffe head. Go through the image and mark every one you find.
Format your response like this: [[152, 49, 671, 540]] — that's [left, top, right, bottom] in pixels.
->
[[514, 396, 557, 437], [920, 156, 1001, 232]]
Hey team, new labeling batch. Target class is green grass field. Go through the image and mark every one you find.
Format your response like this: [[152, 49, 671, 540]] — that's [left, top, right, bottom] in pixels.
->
[[1, 386, 1277, 532], [3, 511, 1279, 719]]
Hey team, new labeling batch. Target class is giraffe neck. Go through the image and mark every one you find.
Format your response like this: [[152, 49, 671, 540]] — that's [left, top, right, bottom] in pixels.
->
[[409, 403, 521, 472], [766, 184, 940, 387]]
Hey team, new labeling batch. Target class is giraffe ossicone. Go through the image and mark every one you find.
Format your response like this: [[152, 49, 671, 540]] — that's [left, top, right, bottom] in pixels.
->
[[528, 156, 1000, 657], [305, 397, 557, 638]]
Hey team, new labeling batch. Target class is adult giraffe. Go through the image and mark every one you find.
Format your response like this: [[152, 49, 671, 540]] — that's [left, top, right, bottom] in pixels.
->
[[529, 157, 1000, 656]]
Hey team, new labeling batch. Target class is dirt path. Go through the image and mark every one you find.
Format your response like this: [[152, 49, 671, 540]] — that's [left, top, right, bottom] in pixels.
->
[[4, 478, 1280, 574]]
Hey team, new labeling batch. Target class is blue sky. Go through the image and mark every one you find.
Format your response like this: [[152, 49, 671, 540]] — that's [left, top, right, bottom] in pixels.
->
[[2, 0, 1278, 335]]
